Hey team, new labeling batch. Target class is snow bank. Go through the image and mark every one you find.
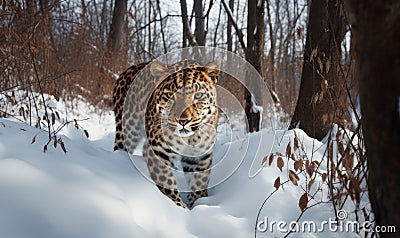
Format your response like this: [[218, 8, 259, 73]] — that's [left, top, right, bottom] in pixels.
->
[[0, 95, 366, 237]]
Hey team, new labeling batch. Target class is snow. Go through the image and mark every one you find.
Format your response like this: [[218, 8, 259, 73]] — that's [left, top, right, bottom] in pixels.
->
[[251, 93, 264, 129], [0, 94, 368, 238]]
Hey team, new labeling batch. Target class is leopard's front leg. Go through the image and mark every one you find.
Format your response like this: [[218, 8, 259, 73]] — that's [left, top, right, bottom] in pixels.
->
[[182, 153, 212, 209], [146, 148, 187, 209]]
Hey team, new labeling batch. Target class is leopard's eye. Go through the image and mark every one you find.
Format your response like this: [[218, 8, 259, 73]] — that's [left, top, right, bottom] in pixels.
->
[[194, 92, 204, 100], [166, 91, 174, 98]]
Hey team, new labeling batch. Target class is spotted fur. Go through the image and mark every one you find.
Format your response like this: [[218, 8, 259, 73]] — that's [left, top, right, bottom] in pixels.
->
[[113, 60, 220, 208]]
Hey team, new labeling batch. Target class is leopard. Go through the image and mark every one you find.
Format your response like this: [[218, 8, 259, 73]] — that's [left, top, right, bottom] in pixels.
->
[[113, 60, 220, 209]]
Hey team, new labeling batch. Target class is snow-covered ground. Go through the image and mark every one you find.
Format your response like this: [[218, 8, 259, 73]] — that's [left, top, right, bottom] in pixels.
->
[[0, 95, 368, 238]]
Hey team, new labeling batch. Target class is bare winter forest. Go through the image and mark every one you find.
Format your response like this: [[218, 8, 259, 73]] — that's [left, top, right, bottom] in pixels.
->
[[1, 0, 399, 237], [1, 0, 315, 112]]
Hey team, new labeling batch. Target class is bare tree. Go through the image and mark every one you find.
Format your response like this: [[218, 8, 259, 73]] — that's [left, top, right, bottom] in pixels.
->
[[244, 0, 265, 132], [194, 0, 206, 46], [108, 0, 127, 57], [265, 0, 275, 89], [289, 0, 346, 139], [222, 0, 267, 132], [180, 0, 196, 47], [221, 0, 246, 51], [226, 0, 234, 51], [345, 0, 400, 235], [155, 0, 168, 54]]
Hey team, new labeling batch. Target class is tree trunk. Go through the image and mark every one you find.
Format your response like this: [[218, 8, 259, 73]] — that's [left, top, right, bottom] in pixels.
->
[[345, 1, 400, 235], [289, 0, 346, 140], [244, 0, 265, 132], [227, 0, 234, 51], [221, 0, 246, 52], [266, 0, 275, 92], [147, 1, 152, 54], [180, 0, 196, 47], [108, 0, 127, 56], [156, 0, 167, 54], [194, 0, 206, 46]]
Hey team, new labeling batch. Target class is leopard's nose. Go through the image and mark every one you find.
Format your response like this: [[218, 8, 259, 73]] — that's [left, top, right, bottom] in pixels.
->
[[176, 118, 192, 126]]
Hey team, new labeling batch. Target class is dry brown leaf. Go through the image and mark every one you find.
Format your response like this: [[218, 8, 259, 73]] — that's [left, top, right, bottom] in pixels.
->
[[321, 79, 328, 93], [337, 129, 342, 138], [53, 93, 60, 102], [29, 44, 38, 54], [291, 154, 296, 161], [60, 140, 67, 154], [312, 93, 319, 104], [329, 142, 334, 160], [322, 173, 327, 183], [296, 27, 302, 38], [348, 153, 355, 169], [294, 160, 303, 172], [310, 47, 318, 62], [299, 193, 308, 211], [326, 58, 331, 73], [274, 177, 280, 190], [289, 170, 299, 186], [318, 57, 323, 72], [343, 152, 355, 170], [262, 156, 268, 165], [311, 161, 320, 167], [65, 74, 71, 82], [331, 162, 337, 177], [286, 142, 291, 158], [318, 91, 324, 103], [277, 157, 284, 172], [294, 133, 299, 151], [84, 130, 89, 138], [338, 142, 345, 156], [51, 113, 55, 125], [268, 154, 274, 166]]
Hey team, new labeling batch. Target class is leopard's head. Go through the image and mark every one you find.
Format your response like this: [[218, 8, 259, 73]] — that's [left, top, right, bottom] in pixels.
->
[[147, 60, 220, 139]]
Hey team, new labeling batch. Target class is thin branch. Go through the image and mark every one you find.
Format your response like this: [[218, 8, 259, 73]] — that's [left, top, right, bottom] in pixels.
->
[[221, 0, 246, 51], [155, 0, 168, 54], [181, 0, 198, 46], [28, 40, 51, 139]]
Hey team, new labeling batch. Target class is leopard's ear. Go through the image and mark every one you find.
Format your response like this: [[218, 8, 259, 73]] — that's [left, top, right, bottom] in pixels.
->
[[205, 61, 220, 84], [150, 61, 168, 77]]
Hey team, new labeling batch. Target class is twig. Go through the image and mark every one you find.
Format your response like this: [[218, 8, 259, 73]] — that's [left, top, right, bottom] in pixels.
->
[[28, 40, 51, 139], [254, 189, 279, 238], [43, 117, 90, 148], [283, 201, 330, 238], [221, 0, 246, 52]]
